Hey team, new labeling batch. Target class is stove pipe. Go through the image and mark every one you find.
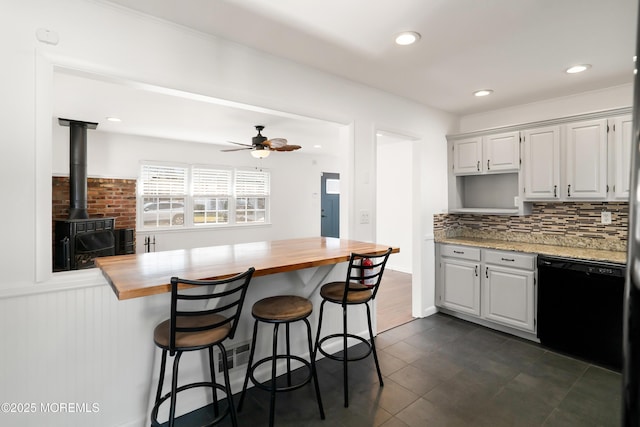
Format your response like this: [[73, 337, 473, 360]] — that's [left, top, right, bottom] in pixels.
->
[[58, 118, 98, 220]]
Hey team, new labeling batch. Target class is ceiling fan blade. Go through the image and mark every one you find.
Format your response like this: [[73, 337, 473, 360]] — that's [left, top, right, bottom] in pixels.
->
[[265, 138, 288, 149], [226, 140, 254, 147], [273, 144, 301, 152], [221, 147, 253, 152]]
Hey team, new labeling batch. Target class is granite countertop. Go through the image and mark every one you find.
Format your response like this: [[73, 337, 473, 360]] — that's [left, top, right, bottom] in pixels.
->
[[437, 237, 626, 265]]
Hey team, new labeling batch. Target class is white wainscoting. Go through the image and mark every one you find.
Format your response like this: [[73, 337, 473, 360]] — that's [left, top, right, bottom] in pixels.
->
[[0, 262, 370, 427]]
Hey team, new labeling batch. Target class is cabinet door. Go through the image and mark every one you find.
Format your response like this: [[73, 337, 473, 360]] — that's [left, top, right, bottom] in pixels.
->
[[440, 258, 480, 316], [522, 126, 560, 200], [483, 131, 520, 173], [565, 119, 608, 199], [453, 138, 482, 175], [483, 265, 535, 332], [613, 115, 632, 199]]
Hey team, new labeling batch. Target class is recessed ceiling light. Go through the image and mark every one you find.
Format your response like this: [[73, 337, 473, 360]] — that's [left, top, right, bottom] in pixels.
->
[[394, 31, 421, 46], [565, 64, 591, 74], [473, 89, 493, 97], [106, 117, 121, 122], [313, 145, 322, 149]]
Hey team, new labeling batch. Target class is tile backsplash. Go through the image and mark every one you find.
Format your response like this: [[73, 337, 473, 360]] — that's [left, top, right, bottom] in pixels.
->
[[434, 202, 628, 251]]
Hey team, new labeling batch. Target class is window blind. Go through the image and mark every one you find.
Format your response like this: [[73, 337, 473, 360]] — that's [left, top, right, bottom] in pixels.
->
[[235, 170, 270, 196]]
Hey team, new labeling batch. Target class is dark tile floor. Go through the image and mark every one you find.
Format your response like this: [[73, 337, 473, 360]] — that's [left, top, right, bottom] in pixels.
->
[[225, 313, 622, 426]]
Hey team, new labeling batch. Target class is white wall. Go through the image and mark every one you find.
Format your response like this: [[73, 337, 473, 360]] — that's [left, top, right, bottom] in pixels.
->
[[0, 1, 454, 426], [376, 136, 413, 273]]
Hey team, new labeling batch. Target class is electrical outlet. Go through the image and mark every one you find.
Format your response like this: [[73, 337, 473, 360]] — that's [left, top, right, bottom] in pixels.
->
[[601, 211, 612, 225], [359, 210, 370, 224]]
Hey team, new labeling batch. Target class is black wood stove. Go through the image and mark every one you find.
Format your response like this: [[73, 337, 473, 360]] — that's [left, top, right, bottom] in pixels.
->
[[54, 119, 116, 271]]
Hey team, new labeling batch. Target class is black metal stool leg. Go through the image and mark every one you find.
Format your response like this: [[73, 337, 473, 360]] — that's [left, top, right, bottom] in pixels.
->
[[313, 300, 327, 361], [343, 304, 349, 408], [238, 319, 259, 412], [219, 343, 238, 427], [366, 303, 384, 386], [269, 323, 280, 427], [168, 351, 183, 427], [208, 346, 220, 417], [155, 349, 167, 405], [286, 322, 292, 386], [304, 318, 325, 419]]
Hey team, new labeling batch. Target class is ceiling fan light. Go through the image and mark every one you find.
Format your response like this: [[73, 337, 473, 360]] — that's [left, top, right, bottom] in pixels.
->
[[251, 149, 270, 159]]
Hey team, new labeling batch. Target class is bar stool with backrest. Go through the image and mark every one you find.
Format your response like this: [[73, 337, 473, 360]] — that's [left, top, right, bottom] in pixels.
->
[[237, 294, 325, 427], [151, 267, 255, 427], [314, 248, 393, 408]]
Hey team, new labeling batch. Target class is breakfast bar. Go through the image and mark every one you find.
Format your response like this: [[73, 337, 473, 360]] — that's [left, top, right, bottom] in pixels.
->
[[96, 236, 399, 300]]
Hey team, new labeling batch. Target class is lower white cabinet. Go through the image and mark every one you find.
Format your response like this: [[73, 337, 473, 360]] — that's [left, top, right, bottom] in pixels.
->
[[441, 258, 481, 316], [437, 244, 536, 334]]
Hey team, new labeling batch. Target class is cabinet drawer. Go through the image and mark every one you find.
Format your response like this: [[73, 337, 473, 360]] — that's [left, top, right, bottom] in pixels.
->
[[484, 249, 535, 270], [441, 244, 481, 261]]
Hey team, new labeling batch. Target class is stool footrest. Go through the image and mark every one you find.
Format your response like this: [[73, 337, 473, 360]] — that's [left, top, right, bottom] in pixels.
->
[[151, 381, 229, 427], [249, 355, 313, 393], [317, 333, 373, 362]]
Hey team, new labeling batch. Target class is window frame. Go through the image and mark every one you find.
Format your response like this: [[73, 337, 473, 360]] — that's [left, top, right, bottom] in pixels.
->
[[138, 162, 271, 231]]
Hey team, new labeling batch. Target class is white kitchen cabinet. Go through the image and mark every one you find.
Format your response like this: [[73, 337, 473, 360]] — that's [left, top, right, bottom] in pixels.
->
[[452, 132, 520, 176], [565, 118, 608, 199], [436, 244, 537, 336], [521, 126, 560, 200], [612, 115, 632, 199], [482, 250, 536, 332], [452, 137, 482, 175], [438, 245, 481, 316], [483, 131, 520, 173]]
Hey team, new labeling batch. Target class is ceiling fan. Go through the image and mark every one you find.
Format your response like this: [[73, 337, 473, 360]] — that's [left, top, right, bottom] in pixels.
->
[[221, 125, 301, 158]]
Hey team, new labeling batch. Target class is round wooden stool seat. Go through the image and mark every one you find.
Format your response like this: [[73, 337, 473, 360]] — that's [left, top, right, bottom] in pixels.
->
[[252, 295, 313, 322], [320, 281, 372, 304]]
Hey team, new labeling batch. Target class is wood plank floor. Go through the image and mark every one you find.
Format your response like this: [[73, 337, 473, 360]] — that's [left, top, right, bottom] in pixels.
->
[[377, 269, 413, 332]]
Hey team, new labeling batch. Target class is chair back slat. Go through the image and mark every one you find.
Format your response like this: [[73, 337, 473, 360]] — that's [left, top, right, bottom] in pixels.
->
[[169, 267, 255, 350], [344, 248, 393, 303]]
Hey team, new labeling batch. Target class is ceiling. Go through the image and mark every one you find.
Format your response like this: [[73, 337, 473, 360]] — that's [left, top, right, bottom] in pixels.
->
[[55, 0, 639, 155], [105, 0, 638, 115]]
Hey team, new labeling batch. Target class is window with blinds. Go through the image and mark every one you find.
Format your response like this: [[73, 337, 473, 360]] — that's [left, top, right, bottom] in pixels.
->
[[139, 164, 270, 229], [235, 170, 270, 224], [140, 165, 188, 228], [192, 167, 232, 225]]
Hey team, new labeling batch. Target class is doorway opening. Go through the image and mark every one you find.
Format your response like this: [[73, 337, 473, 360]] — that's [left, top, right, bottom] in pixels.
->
[[375, 132, 414, 332], [321, 172, 340, 238]]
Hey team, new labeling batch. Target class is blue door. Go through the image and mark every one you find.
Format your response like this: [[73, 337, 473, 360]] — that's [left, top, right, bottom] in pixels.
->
[[321, 173, 340, 238]]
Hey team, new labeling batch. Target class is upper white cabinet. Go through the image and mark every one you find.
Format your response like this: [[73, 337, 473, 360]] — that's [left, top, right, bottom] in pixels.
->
[[483, 131, 521, 173], [612, 115, 632, 199], [565, 119, 608, 199], [522, 126, 561, 200], [453, 132, 520, 176], [452, 137, 483, 175]]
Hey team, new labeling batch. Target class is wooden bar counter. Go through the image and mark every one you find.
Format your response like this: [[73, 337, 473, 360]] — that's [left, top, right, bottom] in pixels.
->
[[96, 237, 398, 300]]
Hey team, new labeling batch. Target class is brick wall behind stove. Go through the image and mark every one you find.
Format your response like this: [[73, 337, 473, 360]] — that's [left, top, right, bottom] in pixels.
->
[[52, 177, 137, 229]]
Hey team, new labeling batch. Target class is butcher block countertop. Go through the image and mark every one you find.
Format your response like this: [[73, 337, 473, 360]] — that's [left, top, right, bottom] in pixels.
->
[[96, 237, 398, 300], [437, 237, 626, 264]]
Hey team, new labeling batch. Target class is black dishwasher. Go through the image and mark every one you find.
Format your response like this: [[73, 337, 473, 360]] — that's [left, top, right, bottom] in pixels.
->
[[537, 255, 626, 370]]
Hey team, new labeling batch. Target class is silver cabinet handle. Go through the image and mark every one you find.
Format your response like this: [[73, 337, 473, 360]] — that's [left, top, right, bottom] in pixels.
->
[[485, 267, 489, 278], [568, 184, 571, 197], [475, 265, 478, 276], [453, 250, 464, 254], [477, 161, 480, 171], [501, 257, 515, 262], [487, 159, 490, 170], [553, 185, 557, 198]]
